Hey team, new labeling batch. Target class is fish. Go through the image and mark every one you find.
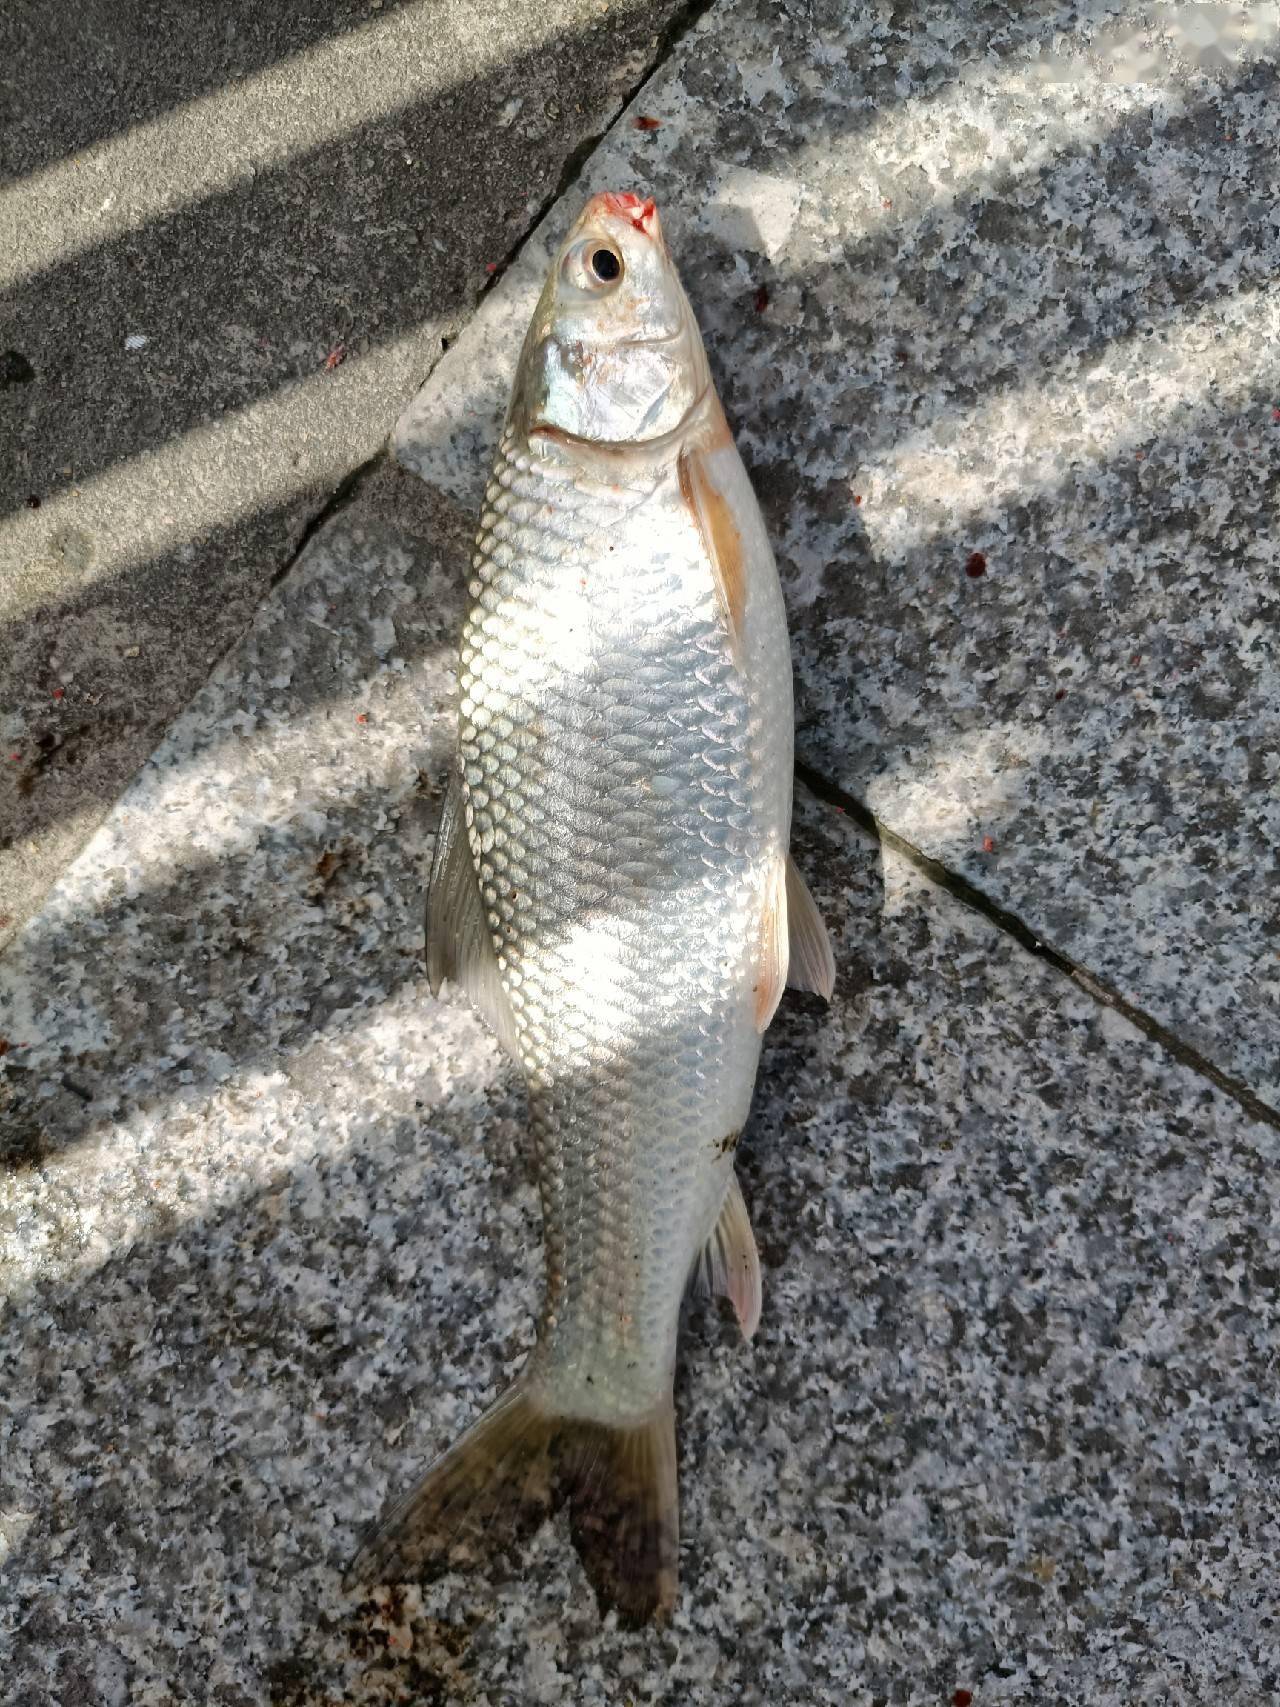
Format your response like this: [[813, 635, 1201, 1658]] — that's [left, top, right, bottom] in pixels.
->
[[350, 190, 835, 1623]]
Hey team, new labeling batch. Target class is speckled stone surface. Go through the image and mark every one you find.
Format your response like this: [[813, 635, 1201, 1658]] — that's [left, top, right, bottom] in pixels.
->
[[401, 0, 1280, 1107], [5, 2, 1280, 1702], [3, 485, 1279, 1702]]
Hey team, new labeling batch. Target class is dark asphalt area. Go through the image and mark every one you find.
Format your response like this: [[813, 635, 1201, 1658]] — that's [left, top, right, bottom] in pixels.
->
[[0, 0, 693, 947]]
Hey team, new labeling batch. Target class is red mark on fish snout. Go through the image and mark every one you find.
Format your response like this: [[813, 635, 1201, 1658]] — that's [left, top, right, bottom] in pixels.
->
[[964, 551, 987, 578], [598, 190, 659, 234]]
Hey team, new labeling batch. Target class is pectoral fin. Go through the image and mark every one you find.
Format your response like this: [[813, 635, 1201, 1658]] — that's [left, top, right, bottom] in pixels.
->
[[784, 854, 836, 1000], [690, 1171, 762, 1339], [678, 405, 747, 644], [425, 766, 520, 1056]]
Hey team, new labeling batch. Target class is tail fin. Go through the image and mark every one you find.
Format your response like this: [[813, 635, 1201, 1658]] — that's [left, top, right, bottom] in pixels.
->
[[347, 1379, 679, 1625], [562, 1400, 679, 1623]]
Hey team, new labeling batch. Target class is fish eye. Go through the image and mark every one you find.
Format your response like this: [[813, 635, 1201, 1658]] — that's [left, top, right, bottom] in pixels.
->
[[588, 246, 623, 284]]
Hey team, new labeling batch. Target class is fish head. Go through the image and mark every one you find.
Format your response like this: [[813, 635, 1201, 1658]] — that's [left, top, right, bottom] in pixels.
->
[[514, 192, 711, 449]]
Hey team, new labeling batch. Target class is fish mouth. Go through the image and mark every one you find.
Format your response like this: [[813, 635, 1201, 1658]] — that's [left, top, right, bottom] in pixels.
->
[[591, 190, 661, 238]]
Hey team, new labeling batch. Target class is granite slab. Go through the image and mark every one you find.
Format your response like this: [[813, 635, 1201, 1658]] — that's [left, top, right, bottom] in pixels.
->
[[3, 478, 1278, 1704], [4, 1, 1280, 1701], [398, 0, 1280, 1109]]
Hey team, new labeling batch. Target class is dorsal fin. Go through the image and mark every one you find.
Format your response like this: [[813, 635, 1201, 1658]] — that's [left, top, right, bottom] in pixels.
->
[[425, 766, 520, 1056]]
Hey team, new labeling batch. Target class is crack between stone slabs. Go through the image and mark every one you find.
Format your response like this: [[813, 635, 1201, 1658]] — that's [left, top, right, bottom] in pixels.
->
[[2, 9, 721, 940], [174, 1, 717, 744], [272, 0, 721, 582], [794, 758, 1280, 1134], [476, 0, 721, 297], [269, 449, 386, 588]]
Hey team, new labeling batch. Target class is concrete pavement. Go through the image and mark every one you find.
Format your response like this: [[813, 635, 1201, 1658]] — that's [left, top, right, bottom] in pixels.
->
[[0, 0, 694, 948]]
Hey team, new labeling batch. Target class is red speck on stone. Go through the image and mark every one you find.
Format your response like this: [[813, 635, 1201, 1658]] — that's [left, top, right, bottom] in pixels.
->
[[485, 262, 498, 275], [1272, 408, 1280, 422], [754, 285, 769, 313], [633, 115, 661, 130], [964, 551, 987, 578], [953, 1692, 973, 1707], [853, 494, 863, 507], [0, 1040, 9, 1057], [355, 713, 369, 724], [324, 345, 346, 371], [982, 836, 995, 854], [8, 752, 20, 762], [52, 687, 65, 700], [1135, 450, 1145, 460], [1130, 653, 1142, 666], [882, 198, 892, 209], [1055, 688, 1066, 701]]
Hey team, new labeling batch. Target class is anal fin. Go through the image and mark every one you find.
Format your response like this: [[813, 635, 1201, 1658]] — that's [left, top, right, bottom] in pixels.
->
[[691, 1172, 762, 1339]]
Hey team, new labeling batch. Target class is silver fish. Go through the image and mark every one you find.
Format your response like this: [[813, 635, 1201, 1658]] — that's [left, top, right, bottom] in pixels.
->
[[352, 191, 834, 1621]]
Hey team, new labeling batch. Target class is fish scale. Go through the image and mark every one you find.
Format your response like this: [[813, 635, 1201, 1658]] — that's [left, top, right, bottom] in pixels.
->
[[459, 426, 762, 1408], [351, 192, 831, 1623]]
